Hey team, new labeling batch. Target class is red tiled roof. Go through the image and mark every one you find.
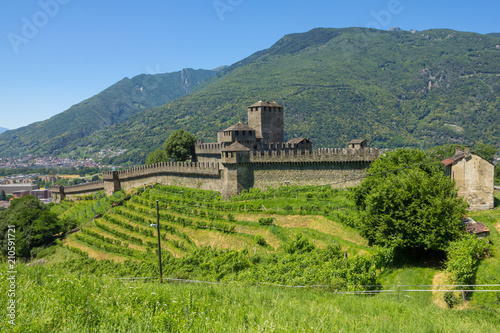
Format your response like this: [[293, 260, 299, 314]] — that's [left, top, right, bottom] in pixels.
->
[[441, 152, 466, 166]]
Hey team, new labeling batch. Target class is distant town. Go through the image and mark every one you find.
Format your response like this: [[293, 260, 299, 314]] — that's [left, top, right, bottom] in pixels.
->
[[0, 150, 127, 208], [0, 148, 127, 169]]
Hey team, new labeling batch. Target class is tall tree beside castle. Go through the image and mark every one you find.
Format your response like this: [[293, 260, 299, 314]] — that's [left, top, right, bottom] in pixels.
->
[[145, 129, 197, 164], [163, 129, 196, 162], [145, 149, 169, 165]]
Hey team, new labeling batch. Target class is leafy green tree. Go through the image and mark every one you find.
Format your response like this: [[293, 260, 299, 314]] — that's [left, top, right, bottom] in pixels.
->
[[354, 149, 468, 253], [426, 144, 463, 161], [0, 190, 6, 201], [70, 178, 85, 186], [145, 149, 169, 165], [0, 195, 62, 258], [162, 129, 196, 162], [474, 142, 498, 162]]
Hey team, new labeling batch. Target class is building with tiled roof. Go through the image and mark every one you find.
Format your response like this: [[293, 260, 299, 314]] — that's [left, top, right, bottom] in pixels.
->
[[441, 147, 495, 211]]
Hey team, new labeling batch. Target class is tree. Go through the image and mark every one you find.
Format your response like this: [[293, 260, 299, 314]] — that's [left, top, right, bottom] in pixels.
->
[[162, 129, 196, 162], [474, 142, 498, 162], [426, 144, 463, 161], [427, 143, 498, 163], [145, 149, 169, 165], [0, 195, 62, 258], [0, 190, 6, 201], [354, 149, 468, 253]]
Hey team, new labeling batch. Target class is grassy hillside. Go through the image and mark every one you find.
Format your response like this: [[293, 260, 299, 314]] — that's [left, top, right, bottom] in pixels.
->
[[75, 28, 500, 164], [2, 186, 499, 332], [55, 185, 370, 269], [2, 263, 499, 332], [0, 68, 216, 157]]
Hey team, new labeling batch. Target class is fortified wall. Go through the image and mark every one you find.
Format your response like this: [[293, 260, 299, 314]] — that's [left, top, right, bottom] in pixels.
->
[[52, 180, 105, 202], [52, 148, 378, 202], [52, 100, 380, 202], [102, 161, 222, 195]]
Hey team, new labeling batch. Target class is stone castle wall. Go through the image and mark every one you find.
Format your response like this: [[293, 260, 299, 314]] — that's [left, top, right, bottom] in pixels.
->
[[53, 148, 378, 201], [102, 161, 222, 195], [251, 161, 370, 189], [249, 148, 379, 163], [52, 181, 105, 201]]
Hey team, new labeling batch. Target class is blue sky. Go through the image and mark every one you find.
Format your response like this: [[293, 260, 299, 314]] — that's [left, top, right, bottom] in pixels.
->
[[1, 0, 499, 130]]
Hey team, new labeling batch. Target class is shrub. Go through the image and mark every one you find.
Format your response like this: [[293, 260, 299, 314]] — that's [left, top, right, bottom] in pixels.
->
[[444, 292, 460, 308], [282, 234, 315, 254], [255, 235, 266, 246], [258, 217, 274, 226]]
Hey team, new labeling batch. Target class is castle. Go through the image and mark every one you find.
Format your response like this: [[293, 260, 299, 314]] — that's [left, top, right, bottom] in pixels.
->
[[52, 101, 379, 201]]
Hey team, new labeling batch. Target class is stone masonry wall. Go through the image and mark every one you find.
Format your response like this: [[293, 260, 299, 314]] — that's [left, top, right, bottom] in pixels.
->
[[52, 181, 105, 202], [53, 149, 378, 201], [251, 161, 370, 189], [452, 154, 495, 211], [102, 161, 222, 196]]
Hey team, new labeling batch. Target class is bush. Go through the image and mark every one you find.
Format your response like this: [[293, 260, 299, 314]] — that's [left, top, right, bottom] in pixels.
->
[[255, 235, 266, 246], [35, 246, 57, 259], [444, 292, 460, 308], [258, 217, 274, 226], [446, 234, 487, 285], [282, 234, 315, 254]]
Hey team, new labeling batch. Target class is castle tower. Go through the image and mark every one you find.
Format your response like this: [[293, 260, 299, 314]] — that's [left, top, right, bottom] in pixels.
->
[[247, 101, 284, 143]]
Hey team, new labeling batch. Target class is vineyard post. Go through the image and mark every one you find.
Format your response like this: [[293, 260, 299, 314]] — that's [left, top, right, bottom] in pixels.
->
[[156, 200, 163, 283]]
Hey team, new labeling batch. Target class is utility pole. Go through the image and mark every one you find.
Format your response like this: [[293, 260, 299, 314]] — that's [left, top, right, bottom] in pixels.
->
[[156, 200, 163, 283]]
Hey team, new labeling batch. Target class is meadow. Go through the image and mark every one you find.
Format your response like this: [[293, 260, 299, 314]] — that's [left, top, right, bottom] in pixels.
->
[[1, 262, 499, 332], [1, 185, 499, 332]]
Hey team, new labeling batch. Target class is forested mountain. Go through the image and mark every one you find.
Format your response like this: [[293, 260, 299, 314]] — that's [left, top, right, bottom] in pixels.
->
[[0, 127, 8, 134], [0, 68, 217, 157], [2, 28, 499, 164], [77, 27, 499, 164]]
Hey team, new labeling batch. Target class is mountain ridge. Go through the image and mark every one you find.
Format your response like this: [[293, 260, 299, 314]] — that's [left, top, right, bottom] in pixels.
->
[[1, 27, 499, 163], [0, 68, 217, 157]]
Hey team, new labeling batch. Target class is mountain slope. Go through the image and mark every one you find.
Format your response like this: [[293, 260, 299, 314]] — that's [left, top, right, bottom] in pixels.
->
[[2, 28, 499, 163], [0, 127, 8, 134], [79, 28, 500, 164], [0, 68, 217, 157]]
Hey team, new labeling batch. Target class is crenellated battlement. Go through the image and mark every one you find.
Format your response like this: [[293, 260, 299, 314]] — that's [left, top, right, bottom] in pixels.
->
[[52, 100, 382, 200], [195, 142, 223, 155], [58, 181, 105, 194], [51, 181, 105, 202], [103, 161, 220, 181], [246, 147, 379, 164]]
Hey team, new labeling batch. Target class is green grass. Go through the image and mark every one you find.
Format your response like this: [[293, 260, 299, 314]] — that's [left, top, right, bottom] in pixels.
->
[[468, 204, 500, 308], [1, 262, 499, 332], [12, 185, 498, 332]]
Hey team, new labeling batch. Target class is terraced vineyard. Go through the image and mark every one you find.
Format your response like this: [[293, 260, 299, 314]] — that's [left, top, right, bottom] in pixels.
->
[[58, 185, 368, 263]]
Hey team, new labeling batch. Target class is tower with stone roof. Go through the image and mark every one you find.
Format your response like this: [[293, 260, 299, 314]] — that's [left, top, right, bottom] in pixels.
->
[[247, 101, 284, 143]]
